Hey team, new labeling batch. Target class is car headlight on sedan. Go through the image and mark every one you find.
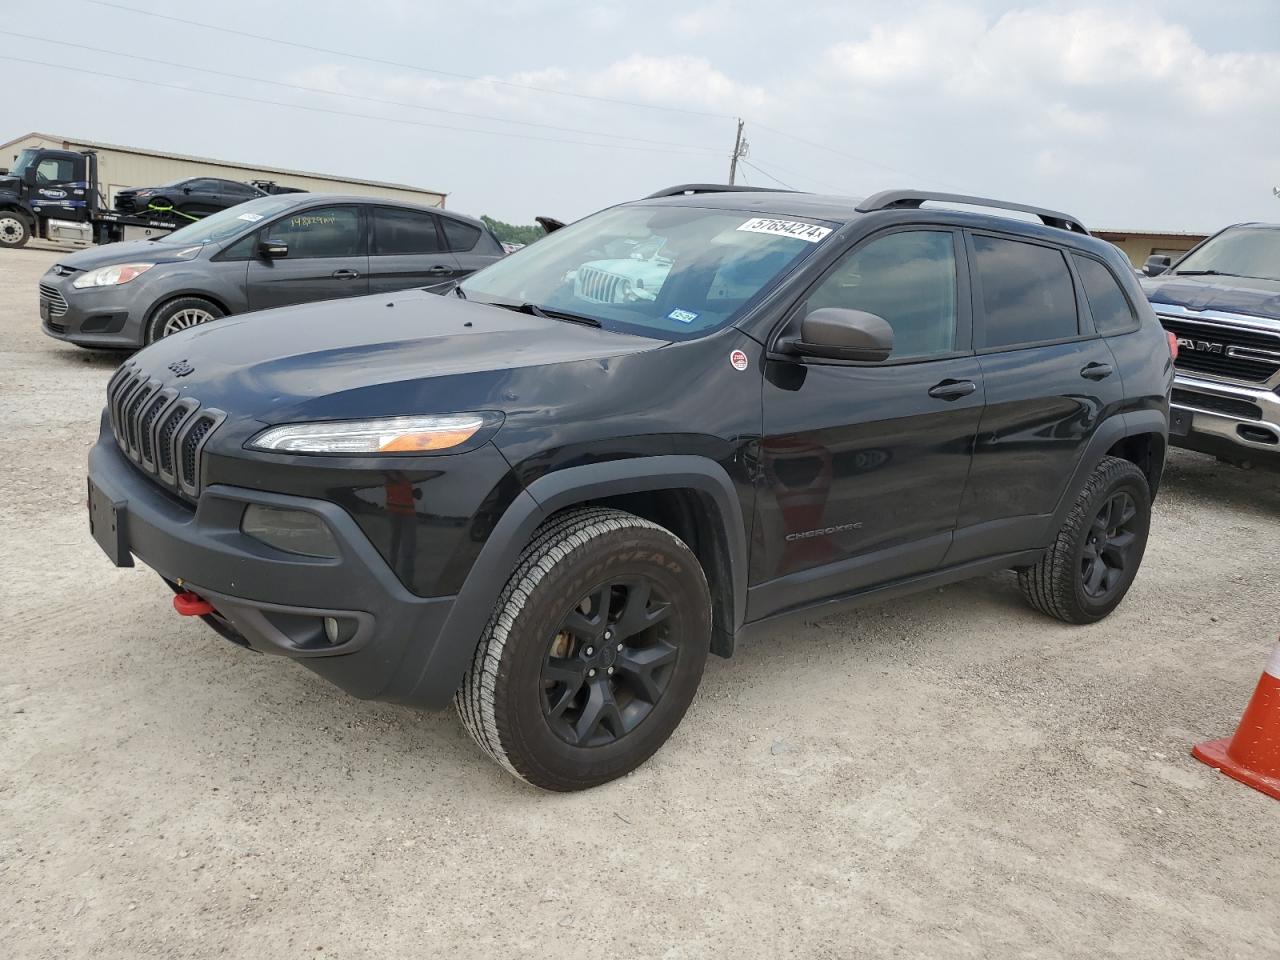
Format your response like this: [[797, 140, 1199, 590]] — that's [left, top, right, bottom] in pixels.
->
[[247, 413, 499, 454], [72, 262, 156, 288]]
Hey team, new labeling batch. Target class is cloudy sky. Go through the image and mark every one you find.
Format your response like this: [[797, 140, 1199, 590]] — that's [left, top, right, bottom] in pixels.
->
[[5, 0, 1278, 230]]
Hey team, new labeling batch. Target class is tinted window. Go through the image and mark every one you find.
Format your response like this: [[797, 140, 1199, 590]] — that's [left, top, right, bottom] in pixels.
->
[[220, 232, 258, 260], [372, 207, 442, 255], [442, 217, 482, 252], [973, 236, 1077, 348], [265, 206, 362, 258], [1074, 255, 1136, 335], [807, 230, 958, 359]]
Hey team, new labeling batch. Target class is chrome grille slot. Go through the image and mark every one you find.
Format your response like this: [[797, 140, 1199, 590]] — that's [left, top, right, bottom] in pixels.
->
[[104, 362, 224, 501], [38, 282, 68, 318]]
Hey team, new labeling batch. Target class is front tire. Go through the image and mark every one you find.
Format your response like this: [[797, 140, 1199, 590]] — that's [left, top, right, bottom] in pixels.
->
[[456, 508, 711, 791], [146, 296, 224, 344], [0, 211, 30, 248], [1018, 456, 1151, 624]]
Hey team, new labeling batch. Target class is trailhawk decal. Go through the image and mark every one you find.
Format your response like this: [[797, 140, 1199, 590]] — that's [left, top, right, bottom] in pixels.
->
[[736, 217, 832, 243], [730, 349, 749, 371]]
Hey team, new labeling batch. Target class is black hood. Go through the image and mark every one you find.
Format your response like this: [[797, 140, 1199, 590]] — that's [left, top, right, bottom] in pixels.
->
[[1141, 273, 1280, 322], [133, 290, 668, 422], [0, 173, 19, 197]]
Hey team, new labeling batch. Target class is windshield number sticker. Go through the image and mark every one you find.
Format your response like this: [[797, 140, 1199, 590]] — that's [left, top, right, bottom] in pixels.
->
[[736, 217, 832, 243], [237, 213, 264, 222], [668, 308, 698, 324], [730, 349, 749, 371]]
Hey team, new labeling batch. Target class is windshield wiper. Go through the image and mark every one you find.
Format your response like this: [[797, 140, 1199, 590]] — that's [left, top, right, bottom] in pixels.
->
[[486, 301, 602, 327], [1176, 270, 1235, 277]]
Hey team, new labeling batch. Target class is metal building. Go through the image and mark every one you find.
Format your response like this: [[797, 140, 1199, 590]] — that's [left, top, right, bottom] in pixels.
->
[[0, 131, 446, 209]]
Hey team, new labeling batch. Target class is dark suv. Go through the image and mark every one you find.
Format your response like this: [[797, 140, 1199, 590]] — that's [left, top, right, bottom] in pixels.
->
[[85, 186, 1172, 791]]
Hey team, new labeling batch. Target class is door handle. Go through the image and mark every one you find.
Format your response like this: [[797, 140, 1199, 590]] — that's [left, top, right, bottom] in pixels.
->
[[928, 379, 977, 401], [1080, 362, 1113, 381], [425, 264, 452, 274], [331, 269, 360, 280]]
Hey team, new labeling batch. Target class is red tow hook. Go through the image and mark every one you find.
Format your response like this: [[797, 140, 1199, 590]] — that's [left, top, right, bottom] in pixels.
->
[[173, 591, 215, 617]]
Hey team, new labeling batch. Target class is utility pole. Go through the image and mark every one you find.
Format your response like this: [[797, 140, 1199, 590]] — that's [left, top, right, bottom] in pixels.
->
[[728, 118, 747, 185]]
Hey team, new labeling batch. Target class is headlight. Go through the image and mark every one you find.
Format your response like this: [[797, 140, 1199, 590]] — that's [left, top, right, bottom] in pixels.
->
[[247, 413, 496, 454], [72, 262, 156, 288], [133, 189, 155, 198]]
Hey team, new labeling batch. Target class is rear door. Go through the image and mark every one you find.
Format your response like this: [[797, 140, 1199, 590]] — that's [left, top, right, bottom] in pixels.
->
[[440, 215, 504, 278], [368, 206, 461, 293], [751, 227, 984, 617], [947, 231, 1126, 564], [245, 204, 369, 310]]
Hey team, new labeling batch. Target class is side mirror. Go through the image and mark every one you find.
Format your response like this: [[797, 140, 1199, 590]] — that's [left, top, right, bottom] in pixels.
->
[[182, 186, 194, 195], [1143, 254, 1172, 277], [790, 307, 894, 362], [258, 238, 288, 259]]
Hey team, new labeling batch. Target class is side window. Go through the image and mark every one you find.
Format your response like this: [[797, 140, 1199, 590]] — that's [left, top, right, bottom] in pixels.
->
[[441, 217, 481, 252], [220, 231, 259, 260], [1073, 254, 1137, 335], [806, 230, 958, 359], [35, 158, 75, 183], [973, 235, 1078, 348], [372, 207, 443, 255], [264, 206, 362, 258]]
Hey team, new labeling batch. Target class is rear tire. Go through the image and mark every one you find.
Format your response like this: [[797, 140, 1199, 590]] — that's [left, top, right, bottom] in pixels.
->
[[1018, 456, 1151, 624], [146, 297, 224, 344], [456, 508, 711, 791], [0, 212, 30, 248]]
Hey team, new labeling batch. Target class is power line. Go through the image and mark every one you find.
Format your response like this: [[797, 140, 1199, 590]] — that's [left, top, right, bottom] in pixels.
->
[[747, 119, 966, 191], [80, 0, 734, 121], [0, 30, 723, 154], [739, 159, 797, 191], [0, 56, 722, 159]]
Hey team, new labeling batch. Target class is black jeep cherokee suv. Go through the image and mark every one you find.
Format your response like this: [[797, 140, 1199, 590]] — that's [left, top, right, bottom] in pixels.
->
[[86, 185, 1173, 791]]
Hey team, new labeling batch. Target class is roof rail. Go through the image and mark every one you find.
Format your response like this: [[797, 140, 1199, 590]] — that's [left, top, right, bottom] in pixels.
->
[[643, 183, 789, 200], [856, 189, 1088, 234]]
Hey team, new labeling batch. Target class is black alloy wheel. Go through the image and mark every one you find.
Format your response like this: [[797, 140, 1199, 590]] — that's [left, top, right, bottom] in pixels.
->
[[541, 578, 678, 747], [1080, 491, 1139, 600]]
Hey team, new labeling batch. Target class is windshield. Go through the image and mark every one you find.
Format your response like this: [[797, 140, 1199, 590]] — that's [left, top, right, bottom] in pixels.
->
[[1173, 226, 1280, 282], [159, 195, 299, 245], [8, 148, 37, 178], [460, 205, 835, 338]]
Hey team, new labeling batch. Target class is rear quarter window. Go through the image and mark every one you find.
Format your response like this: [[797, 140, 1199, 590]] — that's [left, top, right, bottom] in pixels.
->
[[973, 235, 1078, 349], [1073, 254, 1138, 335], [442, 217, 482, 252]]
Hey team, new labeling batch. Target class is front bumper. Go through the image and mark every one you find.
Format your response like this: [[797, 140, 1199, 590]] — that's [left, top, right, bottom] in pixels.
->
[[40, 271, 145, 348], [1170, 373, 1280, 461], [87, 433, 461, 706]]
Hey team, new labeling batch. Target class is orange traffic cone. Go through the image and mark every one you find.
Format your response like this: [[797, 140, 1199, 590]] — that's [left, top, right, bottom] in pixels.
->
[[1193, 638, 1280, 800]]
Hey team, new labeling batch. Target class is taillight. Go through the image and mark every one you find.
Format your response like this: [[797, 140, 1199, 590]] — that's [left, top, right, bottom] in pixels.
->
[[1166, 330, 1179, 360]]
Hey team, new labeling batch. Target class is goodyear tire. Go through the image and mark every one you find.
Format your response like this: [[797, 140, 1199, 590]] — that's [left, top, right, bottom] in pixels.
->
[[1018, 456, 1151, 624], [456, 507, 711, 791]]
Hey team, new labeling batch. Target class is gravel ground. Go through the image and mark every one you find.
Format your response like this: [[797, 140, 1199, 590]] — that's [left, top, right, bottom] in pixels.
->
[[2, 244, 1278, 959]]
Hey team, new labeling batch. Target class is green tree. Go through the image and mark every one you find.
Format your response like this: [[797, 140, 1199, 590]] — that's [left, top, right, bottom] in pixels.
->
[[481, 215, 545, 247]]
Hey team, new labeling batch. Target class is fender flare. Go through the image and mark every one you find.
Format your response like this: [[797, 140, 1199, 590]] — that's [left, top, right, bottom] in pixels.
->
[[405, 455, 749, 708], [1048, 409, 1168, 532]]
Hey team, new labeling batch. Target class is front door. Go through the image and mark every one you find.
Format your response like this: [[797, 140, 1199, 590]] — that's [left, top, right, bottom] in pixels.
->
[[947, 231, 1126, 563], [368, 206, 461, 294], [246, 204, 370, 310], [750, 227, 984, 619]]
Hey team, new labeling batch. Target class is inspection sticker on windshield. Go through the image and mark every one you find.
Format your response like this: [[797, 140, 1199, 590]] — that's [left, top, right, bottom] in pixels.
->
[[668, 308, 699, 324], [237, 212, 264, 222], [736, 217, 832, 243]]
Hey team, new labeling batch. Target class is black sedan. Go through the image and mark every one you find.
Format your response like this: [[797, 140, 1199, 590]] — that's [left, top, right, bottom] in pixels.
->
[[113, 177, 269, 219]]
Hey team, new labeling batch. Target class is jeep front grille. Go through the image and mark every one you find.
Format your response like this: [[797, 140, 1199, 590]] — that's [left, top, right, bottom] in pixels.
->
[[576, 266, 629, 303], [106, 362, 225, 500], [1159, 316, 1280, 384]]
